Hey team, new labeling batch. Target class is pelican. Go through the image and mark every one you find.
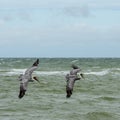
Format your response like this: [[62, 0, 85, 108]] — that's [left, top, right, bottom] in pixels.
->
[[18, 59, 40, 99], [65, 64, 84, 98]]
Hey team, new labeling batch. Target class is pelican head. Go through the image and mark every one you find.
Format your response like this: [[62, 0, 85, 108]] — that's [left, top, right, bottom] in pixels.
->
[[80, 73, 85, 79], [71, 64, 79, 69], [33, 76, 39, 81]]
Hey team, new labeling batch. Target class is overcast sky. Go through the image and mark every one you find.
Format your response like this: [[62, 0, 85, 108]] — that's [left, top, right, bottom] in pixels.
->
[[0, 0, 120, 58]]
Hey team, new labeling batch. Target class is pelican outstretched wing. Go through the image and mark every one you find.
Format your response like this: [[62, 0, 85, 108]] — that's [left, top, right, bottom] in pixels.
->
[[18, 82, 27, 99], [24, 59, 39, 79], [18, 59, 39, 99]]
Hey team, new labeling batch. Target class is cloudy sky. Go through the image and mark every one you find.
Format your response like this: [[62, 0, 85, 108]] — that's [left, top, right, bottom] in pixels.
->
[[0, 0, 120, 58]]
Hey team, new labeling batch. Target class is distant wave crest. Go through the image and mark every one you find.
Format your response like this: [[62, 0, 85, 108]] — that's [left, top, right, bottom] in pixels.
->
[[0, 69, 68, 76], [86, 111, 114, 119], [85, 70, 109, 76], [0, 68, 120, 76]]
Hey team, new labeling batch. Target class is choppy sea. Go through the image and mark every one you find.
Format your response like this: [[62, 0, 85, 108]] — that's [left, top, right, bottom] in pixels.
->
[[0, 58, 120, 120]]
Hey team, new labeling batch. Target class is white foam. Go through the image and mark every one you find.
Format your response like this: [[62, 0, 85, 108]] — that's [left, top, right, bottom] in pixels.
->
[[12, 69, 26, 72], [85, 70, 109, 76], [0, 68, 118, 76], [114, 68, 120, 71], [36, 71, 68, 75], [71, 60, 79, 63], [1, 69, 68, 76]]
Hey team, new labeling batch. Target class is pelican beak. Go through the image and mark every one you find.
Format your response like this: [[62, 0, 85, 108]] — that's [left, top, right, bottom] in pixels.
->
[[33, 76, 40, 84], [80, 73, 85, 79]]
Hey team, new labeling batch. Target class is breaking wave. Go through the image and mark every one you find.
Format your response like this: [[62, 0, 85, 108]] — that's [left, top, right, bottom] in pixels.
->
[[85, 111, 114, 120], [0, 68, 120, 76], [85, 70, 109, 76], [0, 69, 68, 76]]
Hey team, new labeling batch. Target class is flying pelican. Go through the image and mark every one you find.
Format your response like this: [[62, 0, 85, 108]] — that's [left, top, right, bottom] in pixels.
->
[[18, 59, 40, 99], [65, 64, 84, 98]]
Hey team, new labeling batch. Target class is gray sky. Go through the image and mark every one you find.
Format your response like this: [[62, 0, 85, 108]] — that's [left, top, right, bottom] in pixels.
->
[[0, 0, 120, 58]]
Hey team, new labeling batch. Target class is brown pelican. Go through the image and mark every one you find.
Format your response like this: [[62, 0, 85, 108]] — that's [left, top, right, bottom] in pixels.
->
[[18, 59, 40, 99], [65, 64, 84, 98]]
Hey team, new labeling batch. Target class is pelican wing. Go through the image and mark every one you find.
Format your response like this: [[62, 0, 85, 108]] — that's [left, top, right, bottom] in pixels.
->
[[24, 59, 39, 80], [18, 59, 39, 99], [70, 68, 81, 75], [25, 66, 38, 79], [18, 79, 28, 99]]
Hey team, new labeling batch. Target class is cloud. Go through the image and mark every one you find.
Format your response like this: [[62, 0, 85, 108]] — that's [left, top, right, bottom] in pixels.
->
[[0, 19, 5, 25], [0, 0, 120, 9], [63, 5, 90, 17], [0, 9, 31, 24], [17, 10, 31, 21]]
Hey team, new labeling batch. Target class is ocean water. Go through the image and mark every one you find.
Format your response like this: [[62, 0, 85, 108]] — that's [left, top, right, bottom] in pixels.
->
[[0, 58, 120, 120]]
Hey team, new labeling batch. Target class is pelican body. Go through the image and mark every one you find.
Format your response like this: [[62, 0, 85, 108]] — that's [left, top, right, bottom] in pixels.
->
[[65, 65, 81, 98], [18, 59, 39, 99]]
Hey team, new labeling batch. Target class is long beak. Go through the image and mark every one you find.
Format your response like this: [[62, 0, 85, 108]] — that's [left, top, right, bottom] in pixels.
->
[[80, 73, 85, 79], [36, 79, 40, 84], [33, 77, 40, 85]]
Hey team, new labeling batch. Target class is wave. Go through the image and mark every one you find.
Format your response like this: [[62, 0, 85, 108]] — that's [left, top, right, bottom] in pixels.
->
[[97, 96, 118, 101], [85, 70, 109, 76], [0, 68, 120, 76], [36, 71, 68, 75], [1, 69, 107, 76], [71, 60, 79, 63], [85, 68, 120, 76], [86, 111, 114, 120], [0, 69, 68, 76]]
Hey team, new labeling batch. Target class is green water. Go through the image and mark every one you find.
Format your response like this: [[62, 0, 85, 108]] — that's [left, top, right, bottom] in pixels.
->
[[0, 58, 120, 120]]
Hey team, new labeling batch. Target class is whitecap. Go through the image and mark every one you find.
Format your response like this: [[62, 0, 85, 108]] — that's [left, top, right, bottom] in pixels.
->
[[35, 71, 68, 76], [1, 68, 68, 76], [12, 69, 26, 72], [71, 60, 79, 63], [113, 68, 120, 71], [85, 70, 109, 76]]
